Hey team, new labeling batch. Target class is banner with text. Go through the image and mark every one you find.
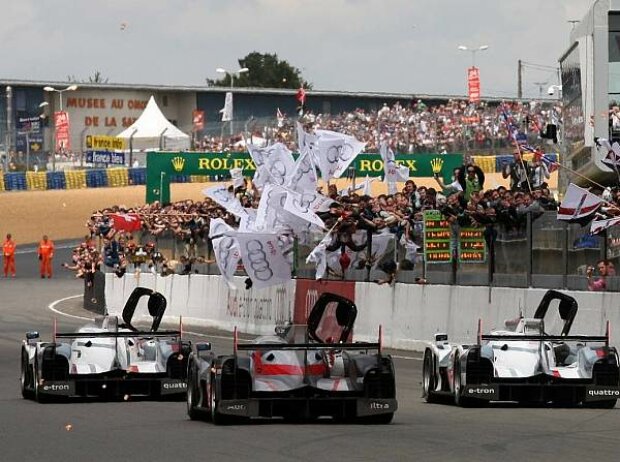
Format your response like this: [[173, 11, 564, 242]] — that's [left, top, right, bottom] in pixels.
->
[[54, 111, 71, 152]]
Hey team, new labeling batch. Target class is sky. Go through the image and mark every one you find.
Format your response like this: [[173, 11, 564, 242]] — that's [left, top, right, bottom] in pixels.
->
[[0, 0, 593, 99]]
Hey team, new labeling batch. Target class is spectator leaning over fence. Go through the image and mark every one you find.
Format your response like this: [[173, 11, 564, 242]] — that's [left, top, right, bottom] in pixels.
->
[[2, 233, 16, 277], [37, 235, 55, 279], [587, 259, 609, 291]]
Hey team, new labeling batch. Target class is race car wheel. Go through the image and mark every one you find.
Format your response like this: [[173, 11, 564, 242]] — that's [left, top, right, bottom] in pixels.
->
[[186, 363, 205, 421], [453, 358, 476, 408], [210, 374, 228, 425], [20, 349, 34, 399], [422, 349, 437, 403], [33, 358, 50, 403]]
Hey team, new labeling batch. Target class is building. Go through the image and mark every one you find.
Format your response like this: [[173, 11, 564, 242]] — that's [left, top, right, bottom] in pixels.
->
[[1, 78, 543, 161], [560, 0, 620, 186]]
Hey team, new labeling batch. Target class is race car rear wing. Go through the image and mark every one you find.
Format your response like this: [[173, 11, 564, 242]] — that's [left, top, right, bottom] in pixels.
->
[[55, 330, 182, 339], [478, 320, 610, 346], [236, 342, 381, 351], [234, 325, 384, 353]]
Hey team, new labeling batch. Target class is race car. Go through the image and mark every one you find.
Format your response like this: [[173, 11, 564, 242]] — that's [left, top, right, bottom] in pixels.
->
[[20, 287, 191, 402], [186, 292, 397, 424], [422, 290, 620, 407]]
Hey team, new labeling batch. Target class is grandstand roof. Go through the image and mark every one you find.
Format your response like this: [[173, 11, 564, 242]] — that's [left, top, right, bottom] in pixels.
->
[[0, 77, 556, 103]]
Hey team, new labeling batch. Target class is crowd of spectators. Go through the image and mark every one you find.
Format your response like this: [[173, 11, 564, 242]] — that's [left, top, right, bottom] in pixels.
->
[[197, 98, 559, 155], [61, 148, 560, 281]]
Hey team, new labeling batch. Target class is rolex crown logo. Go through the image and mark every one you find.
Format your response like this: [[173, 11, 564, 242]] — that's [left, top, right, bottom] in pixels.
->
[[171, 156, 185, 172], [430, 157, 444, 174]]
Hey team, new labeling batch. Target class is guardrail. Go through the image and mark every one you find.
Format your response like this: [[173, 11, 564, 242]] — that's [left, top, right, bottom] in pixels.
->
[[107, 211, 617, 292]]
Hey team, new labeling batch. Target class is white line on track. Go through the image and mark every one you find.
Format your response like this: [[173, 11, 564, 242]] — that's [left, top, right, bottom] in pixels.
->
[[48, 296, 423, 359]]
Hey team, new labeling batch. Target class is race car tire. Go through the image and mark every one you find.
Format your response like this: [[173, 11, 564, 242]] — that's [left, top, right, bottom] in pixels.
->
[[210, 373, 229, 425], [33, 358, 50, 403], [20, 349, 34, 399], [453, 358, 477, 408], [584, 399, 617, 409], [422, 349, 438, 403], [186, 362, 205, 421]]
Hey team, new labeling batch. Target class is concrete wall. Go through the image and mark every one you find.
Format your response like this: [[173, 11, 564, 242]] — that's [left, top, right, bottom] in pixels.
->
[[104, 273, 620, 351]]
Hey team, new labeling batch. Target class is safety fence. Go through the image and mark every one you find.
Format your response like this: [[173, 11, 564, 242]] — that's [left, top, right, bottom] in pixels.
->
[[0, 151, 558, 192], [107, 211, 618, 293]]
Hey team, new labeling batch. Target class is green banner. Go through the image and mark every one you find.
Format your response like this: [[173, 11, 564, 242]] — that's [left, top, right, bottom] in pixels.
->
[[423, 210, 452, 263], [146, 151, 463, 203]]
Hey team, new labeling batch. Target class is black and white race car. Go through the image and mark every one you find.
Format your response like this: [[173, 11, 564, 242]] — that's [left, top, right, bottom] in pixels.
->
[[186, 292, 397, 424], [20, 287, 191, 402], [423, 290, 620, 407]]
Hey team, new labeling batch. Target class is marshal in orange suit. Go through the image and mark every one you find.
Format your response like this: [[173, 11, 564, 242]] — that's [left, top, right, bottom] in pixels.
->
[[37, 235, 55, 278], [2, 233, 16, 277]]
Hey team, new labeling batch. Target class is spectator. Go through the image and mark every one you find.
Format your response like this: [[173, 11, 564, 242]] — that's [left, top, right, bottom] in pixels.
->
[[502, 151, 531, 191], [587, 259, 609, 291]]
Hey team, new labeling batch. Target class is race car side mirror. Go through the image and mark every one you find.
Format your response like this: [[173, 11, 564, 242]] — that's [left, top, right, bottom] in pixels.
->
[[435, 333, 448, 344], [26, 331, 40, 341], [196, 342, 212, 352]]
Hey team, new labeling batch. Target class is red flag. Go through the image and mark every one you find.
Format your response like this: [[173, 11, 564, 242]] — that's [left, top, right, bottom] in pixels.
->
[[296, 87, 306, 104], [110, 213, 142, 232]]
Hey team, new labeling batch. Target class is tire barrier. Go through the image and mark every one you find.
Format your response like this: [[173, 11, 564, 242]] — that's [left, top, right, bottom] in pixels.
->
[[26, 172, 47, 191], [4, 172, 27, 191], [0, 152, 559, 193], [64, 170, 87, 190], [46, 171, 66, 190]]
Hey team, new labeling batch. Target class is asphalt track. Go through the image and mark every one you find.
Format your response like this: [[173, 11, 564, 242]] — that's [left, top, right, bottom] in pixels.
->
[[1, 251, 620, 461]]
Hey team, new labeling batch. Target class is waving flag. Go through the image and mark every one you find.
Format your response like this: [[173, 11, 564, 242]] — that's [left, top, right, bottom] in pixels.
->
[[315, 130, 366, 180], [306, 233, 333, 280], [595, 138, 620, 169], [203, 185, 248, 219], [591, 215, 620, 235], [286, 149, 318, 193], [110, 213, 142, 232], [208, 218, 240, 288], [247, 143, 295, 187], [296, 87, 306, 116], [557, 183, 604, 225], [235, 232, 291, 290], [380, 141, 409, 182], [220, 92, 233, 122]]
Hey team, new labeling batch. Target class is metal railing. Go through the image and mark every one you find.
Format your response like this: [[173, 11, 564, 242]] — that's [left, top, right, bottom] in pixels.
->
[[99, 211, 620, 292]]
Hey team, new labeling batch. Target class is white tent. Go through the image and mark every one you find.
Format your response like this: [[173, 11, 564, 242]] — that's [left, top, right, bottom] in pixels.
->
[[116, 95, 190, 151]]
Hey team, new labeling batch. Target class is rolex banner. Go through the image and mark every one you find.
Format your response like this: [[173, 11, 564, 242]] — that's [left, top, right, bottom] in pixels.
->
[[146, 151, 463, 203]]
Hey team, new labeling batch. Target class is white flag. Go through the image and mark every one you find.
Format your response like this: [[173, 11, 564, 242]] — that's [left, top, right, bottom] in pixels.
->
[[238, 208, 258, 232], [590, 215, 620, 235], [380, 141, 409, 182], [230, 167, 244, 189], [286, 149, 318, 193], [208, 218, 240, 288], [306, 234, 333, 280], [595, 138, 620, 169], [220, 92, 233, 122], [255, 184, 288, 231], [283, 190, 326, 229], [203, 185, 248, 219], [235, 232, 291, 290], [362, 175, 373, 196], [247, 143, 294, 187], [557, 183, 604, 223], [315, 130, 366, 180]]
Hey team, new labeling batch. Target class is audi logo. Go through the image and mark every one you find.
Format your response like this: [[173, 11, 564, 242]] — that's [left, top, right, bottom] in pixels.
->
[[245, 240, 274, 281]]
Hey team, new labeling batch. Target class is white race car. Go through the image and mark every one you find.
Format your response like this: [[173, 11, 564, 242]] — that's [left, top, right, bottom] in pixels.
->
[[423, 290, 620, 407], [20, 287, 191, 402]]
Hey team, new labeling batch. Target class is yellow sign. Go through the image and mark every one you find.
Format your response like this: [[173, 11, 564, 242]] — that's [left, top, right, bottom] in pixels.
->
[[86, 135, 126, 151], [171, 156, 185, 172]]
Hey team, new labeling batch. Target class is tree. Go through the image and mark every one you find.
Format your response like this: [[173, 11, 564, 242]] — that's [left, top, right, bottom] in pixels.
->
[[207, 52, 311, 89], [66, 71, 109, 84]]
